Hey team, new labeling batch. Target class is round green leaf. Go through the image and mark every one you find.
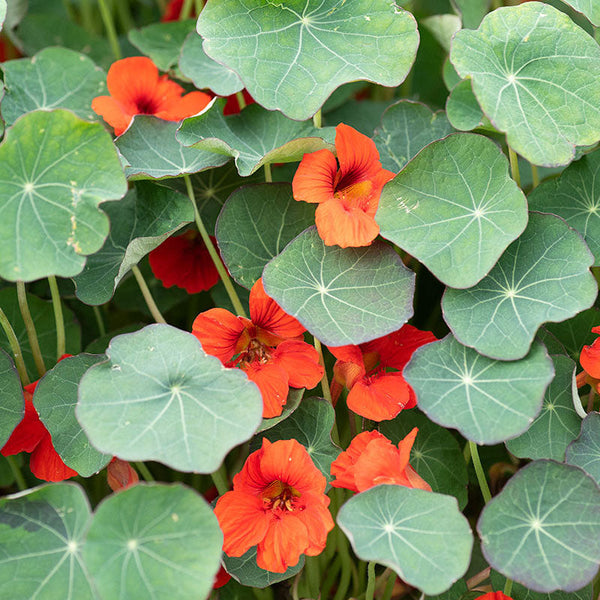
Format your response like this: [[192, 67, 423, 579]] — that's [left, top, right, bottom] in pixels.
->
[[446, 79, 485, 131], [421, 14, 461, 53], [338, 486, 473, 595], [0, 109, 127, 281], [442, 212, 597, 360], [179, 32, 244, 96], [490, 569, 593, 600], [528, 148, 600, 265], [256, 387, 304, 434], [566, 412, 600, 486], [372, 100, 455, 172], [405, 335, 554, 444], [34, 354, 111, 477], [377, 134, 528, 289], [262, 227, 415, 346], [73, 183, 194, 305], [77, 324, 263, 472], [117, 115, 229, 180], [1, 47, 106, 126], [450, 0, 488, 29], [560, 1, 600, 26], [197, 0, 419, 120], [178, 101, 335, 177], [224, 548, 304, 588], [84, 484, 222, 600], [380, 408, 468, 509], [0, 483, 95, 600], [506, 355, 583, 461], [0, 349, 24, 448], [478, 460, 600, 592], [216, 183, 316, 289], [450, 3, 600, 167]]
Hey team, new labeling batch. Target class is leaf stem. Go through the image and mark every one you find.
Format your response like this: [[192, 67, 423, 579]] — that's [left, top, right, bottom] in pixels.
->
[[503, 578, 513, 597], [135, 461, 155, 482], [264, 163, 272, 183], [304, 556, 321, 598], [588, 388, 596, 412], [131, 265, 167, 324], [313, 338, 332, 404], [6, 456, 26, 491], [211, 463, 230, 496], [93, 305, 107, 337], [466, 566, 490, 589], [48, 276, 65, 360], [0, 307, 30, 385], [184, 174, 247, 318], [236, 91, 247, 111], [155, 0, 166, 12], [98, 0, 122, 60], [469, 441, 492, 503], [508, 147, 521, 188], [16, 282, 46, 377], [530, 163, 540, 189], [313, 109, 322, 129], [180, 0, 194, 20], [366, 562, 377, 600]]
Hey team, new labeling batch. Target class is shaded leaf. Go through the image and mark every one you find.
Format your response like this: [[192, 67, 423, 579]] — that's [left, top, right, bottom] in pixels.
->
[[566, 412, 600, 486], [446, 79, 485, 131], [490, 569, 593, 600], [560, 0, 600, 26]]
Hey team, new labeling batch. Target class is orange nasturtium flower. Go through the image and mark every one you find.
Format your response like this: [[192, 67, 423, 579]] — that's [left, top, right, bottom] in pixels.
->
[[292, 123, 395, 248], [577, 326, 600, 392], [475, 593, 514, 600], [215, 438, 334, 573], [331, 429, 431, 493], [329, 324, 437, 421], [92, 56, 212, 136], [192, 278, 323, 418]]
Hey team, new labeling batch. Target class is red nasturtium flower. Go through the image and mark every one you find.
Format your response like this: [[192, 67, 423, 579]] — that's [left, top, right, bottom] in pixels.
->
[[330, 429, 431, 493], [292, 123, 395, 248], [192, 278, 323, 418], [329, 324, 436, 421], [149, 230, 220, 294], [215, 438, 334, 573], [475, 593, 514, 600], [577, 326, 600, 392], [92, 56, 212, 136], [161, 0, 204, 21]]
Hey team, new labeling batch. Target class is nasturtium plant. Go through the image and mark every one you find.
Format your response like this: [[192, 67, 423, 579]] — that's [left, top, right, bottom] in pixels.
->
[[0, 349, 24, 448]]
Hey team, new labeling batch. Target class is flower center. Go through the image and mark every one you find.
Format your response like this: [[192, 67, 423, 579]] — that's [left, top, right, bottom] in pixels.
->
[[241, 338, 272, 365], [134, 95, 160, 115], [334, 180, 374, 211], [262, 480, 301, 512]]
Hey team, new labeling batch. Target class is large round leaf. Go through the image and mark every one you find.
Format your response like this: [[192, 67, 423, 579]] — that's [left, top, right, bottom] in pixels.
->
[[445, 79, 485, 131], [442, 212, 597, 360], [224, 547, 304, 588], [404, 335, 554, 445], [216, 183, 316, 289], [450, 3, 600, 167], [0, 483, 95, 600], [561, 0, 600, 26], [490, 570, 593, 600], [0, 349, 24, 448], [337, 485, 473, 595], [566, 412, 600, 486], [262, 227, 415, 346], [84, 484, 222, 600], [377, 133, 527, 288], [0, 109, 127, 281], [197, 0, 419, 120], [77, 324, 263, 473], [478, 460, 600, 592]]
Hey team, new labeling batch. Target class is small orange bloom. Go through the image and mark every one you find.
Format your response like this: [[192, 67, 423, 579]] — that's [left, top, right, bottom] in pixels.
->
[[215, 438, 334, 573], [292, 123, 395, 248], [192, 279, 323, 417], [92, 56, 212, 136], [106, 458, 139, 492], [475, 593, 513, 600], [578, 326, 600, 392], [330, 429, 431, 493]]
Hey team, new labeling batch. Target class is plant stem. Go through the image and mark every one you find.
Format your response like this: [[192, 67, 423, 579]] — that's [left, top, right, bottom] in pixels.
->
[[313, 109, 322, 129], [135, 461, 155, 482], [236, 91, 247, 111], [304, 556, 321, 599], [508, 147, 521, 188], [381, 569, 397, 600], [156, 0, 166, 12], [6, 456, 26, 491], [180, 0, 194, 19], [0, 307, 30, 385], [588, 388, 596, 412], [313, 338, 332, 404], [320, 555, 342, 600], [504, 578, 513, 596], [184, 175, 247, 318], [469, 441, 492, 503], [211, 463, 229, 496], [131, 265, 167, 324], [366, 562, 376, 600], [530, 163, 540, 189], [16, 281, 46, 377], [264, 163, 272, 183], [48, 276, 65, 360], [467, 566, 490, 589], [115, 0, 134, 33], [98, 0, 121, 60], [93, 305, 107, 337]]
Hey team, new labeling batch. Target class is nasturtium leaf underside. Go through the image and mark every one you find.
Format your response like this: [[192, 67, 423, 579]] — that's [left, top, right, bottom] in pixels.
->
[[450, 3, 600, 166], [197, 0, 419, 120], [117, 115, 229, 180], [490, 570, 593, 600], [442, 212, 597, 360], [0, 288, 81, 377], [73, 183, 194, 305], [34, 354, 111, 477], [566, 412, 600, 486], [0, 109, 127, 281], [1, 47, 106, 126], [478, 460, 600, 592], [0, 349, 24, 448], [179, 32, 244, 96], [378, 133, 528, 288], [528, 148, 600, 265], [560, 0, 600, 26], [262, 227, 415, 346], [445, 79, 485, 131], [404, 335, 553, 444], [256, 388, 304, 434], [128, 19, 195, 71], [372, 100, 454, 172], [216, 183, 316, 289], [0, 483, 95, 600], [338, 486, 473, 595], [178, 101, 335, 177], [84, 484, 222, 600], [506, 355, 582, 461], [380, 408, 468, 509]]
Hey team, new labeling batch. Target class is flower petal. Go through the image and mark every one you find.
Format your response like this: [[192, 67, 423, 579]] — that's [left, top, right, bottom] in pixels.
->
[[192, 308, 247, 363], [271, 340, 323, 389], [29, 432, 78, 482], [106, 56, 159, 105], [91, 95, 135, 136], [155, 90, 213, 121], [346, 372, 411, 421], [257, 513, 309, 573], [242, 360, 289, 418], [1, 397, 46, 456], [335, 123, 384, 188], [581, 336, 600, 379], [292, 149, 338, 204], [315, 197, 380, 248]]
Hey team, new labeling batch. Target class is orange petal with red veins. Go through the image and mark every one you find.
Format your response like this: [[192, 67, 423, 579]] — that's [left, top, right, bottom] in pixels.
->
[[242, 360, 289, 418], [346, 372, 411, 421], [271, 340, 323, 389], [315, 197, 380, 248], [29, 432, 78, 482], [294, 491, 334, 554], [335, 123, 384, 185], [156, 90, 213, 121], [581, 337, 600, 379], [106, 56, 159, 104], [405, 464, 432, 491], [91, 95, 135, 136], [257, 513, 310, 573], [192, 308, 247, 363], [292, 149, 338, 204]]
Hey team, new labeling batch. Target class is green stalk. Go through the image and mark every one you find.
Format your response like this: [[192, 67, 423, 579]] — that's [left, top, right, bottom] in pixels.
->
[[304, 556, 321, 599], [320, 555, 342, 600], [180, 0, 194, 19], [530, 163, 540, 189], [135, 461, 155, 482], [16, 281, 46, 377], [504, 577, 513, 597], [0, 307, 30, 385], [211, 463, 229, 496], [6, 456, 26, 491], [115, 0, 135, 33], [508, 147, 521, 188], [48, 276, 65, 360], [131, 265, 167, 324], [381, 569, 397, 600], [236, 91, 247, 111], [469, 441, 492, 504], [98, 0, 122, 60], [79, 0, 98, 34], [184, 175, 248, 318], [366, 562, 377, 600], [93, 305, 106, 337], [264, 163, 272, 183], [313, 109, 322, 129]]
